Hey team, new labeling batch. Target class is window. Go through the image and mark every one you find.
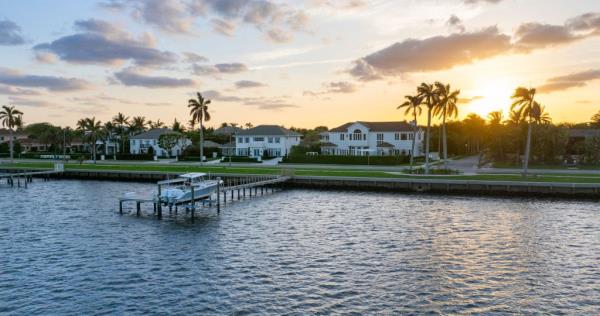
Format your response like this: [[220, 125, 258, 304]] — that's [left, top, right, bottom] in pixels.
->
[[394, 133, 399, 140], [408, 133, 414, 140], [377, 133, 384, 144], [401, 133, 408, 140], [153, 140, 157, 145], [254, 137, 264, 142], [268, 137, 273, 143], [245, 137, 250, 143], [340, 134, 345, 141], [352, 129, 362, 141], [275, 137, 281, 143], [238, 137, 244, 143], [132, 140, 136, 145]]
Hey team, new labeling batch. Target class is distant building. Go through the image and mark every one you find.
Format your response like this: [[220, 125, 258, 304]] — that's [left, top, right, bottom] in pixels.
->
[[214, 125, 243, 136], [0, 128, 27, 144], [130, 128, 191, 157], [235, 125, 301, 157], [320, 121, 425, 156]]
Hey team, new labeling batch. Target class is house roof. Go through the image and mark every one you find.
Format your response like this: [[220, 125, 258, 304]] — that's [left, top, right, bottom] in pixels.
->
[[214, 126, 243, 135], [130, 128, 179, 140], [220, 141, 236, 148], [330, 121, 415, 132], [202, 140, 221, 148], [236, 125, 302, 136], [569, 129, 600, 138], [320, 142, 338, 147], [377, 141, 395, 148]]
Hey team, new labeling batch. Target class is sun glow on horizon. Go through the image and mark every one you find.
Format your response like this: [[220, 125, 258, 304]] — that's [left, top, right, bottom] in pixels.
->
[[464, 78, 515, 119]]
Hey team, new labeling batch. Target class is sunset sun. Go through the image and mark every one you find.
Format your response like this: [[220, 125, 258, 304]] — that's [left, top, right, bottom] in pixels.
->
[[467, 78, 515, 118]]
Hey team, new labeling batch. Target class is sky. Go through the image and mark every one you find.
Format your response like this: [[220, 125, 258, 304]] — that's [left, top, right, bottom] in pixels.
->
[[1, 0, 599, 129]]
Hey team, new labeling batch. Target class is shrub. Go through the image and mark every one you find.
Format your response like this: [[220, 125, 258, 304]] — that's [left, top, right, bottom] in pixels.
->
[[406, 167, 461, 175], [115, 153, 153, 161], [220, 156, 261, 163], [282, 155, 409, 165]]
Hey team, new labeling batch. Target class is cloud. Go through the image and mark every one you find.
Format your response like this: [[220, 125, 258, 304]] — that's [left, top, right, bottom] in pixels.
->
[[0, 19, 25, 45], [514, 12, 600, 51], [235, 80, 267, 88], [0, 68, 89, 91], [349, 26, 511, 80], [132, 0, 193, 33], [200, 0, 309, 42], [458, 96, 483, 104], [34, 19, 177, 66], [192, 62, 248, 76], [7, 96, 55, 108], [202, 89, 297, 109], [464, 0, 503, 4], [538, 69, 600, 93], [303, 81, 357, 96], [182, 52, 208, 63], [211, 18, 236, 36], [113, 68, 195, 88], [0, 85, 42, 96], [446, 15, 465, 33]]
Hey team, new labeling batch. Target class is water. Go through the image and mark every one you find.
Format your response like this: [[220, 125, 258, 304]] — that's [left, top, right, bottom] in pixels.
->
[[1, 180, 599, 315]]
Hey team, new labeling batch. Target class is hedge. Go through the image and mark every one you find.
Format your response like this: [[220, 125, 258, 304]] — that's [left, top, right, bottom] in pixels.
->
[[221, 156, 262, 163], [115, 153, 153, 161], [282, 155, 410, 165]]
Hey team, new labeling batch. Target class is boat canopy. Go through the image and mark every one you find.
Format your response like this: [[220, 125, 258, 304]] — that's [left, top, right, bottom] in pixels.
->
[[179, 173, 207, 179]]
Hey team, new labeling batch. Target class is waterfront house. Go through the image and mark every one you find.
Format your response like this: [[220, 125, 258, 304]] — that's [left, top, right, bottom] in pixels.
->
[[320, 121, 425, 156], [130, 128, 191, 157], [0, 128, 27, 144], [235, 125, 301, 157]]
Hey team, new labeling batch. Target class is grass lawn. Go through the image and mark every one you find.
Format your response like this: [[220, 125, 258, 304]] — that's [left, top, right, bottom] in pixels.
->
[[3, 161, 600, 184], [492, 162, 600, 170]]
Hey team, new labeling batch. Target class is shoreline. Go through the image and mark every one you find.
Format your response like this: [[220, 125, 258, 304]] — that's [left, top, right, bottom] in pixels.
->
[[3, 167, 599, 199]]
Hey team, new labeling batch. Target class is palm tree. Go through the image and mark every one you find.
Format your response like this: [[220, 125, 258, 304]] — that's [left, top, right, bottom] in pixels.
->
[[397, 95, 423, 171], [129, 116, 147, 135], [188, 92, 211, 163], [244, 122, 253, 129], [148, 119, 165, 129], [0, 105, 23, 162], [531, 102, 551, 125], [77, 117, 102, 163], [511, 87, 537, 175], [488, 111, 503, 125], [434, 82, 460, 167], [417, 83, 438, 174], [112, 112, 129, 153], [172, 118, 185, 133]]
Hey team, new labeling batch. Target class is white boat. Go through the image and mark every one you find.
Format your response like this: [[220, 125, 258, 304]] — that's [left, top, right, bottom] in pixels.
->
[[159, 173, 222, 205]]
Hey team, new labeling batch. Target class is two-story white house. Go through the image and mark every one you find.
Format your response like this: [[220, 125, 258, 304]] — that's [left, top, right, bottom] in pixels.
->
[[320, 121, 425, 157], [235, 125, 301, 157], [130, 128, 191, 157]]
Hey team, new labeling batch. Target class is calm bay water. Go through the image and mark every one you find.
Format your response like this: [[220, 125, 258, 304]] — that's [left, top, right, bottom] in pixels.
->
[[1, 180, 599, 314]]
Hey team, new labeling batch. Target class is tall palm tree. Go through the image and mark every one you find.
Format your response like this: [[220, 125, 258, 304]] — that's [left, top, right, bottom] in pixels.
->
[[172, 118, 185, 133], [244, 122, 253, 129], [511, 87, 537, 175], [77, 117, 102, 163], [434, 82, 460, 167], [129, 116, 147, 135], [0, 105, 23, 162], [417, 83, 438, 174], [531, 102, 551, 125], [112, 112, 129, 153], [488, 111, 503, 125], [148, 119, 165, 129], [188, 92, 211, 163], [397, 95, 423, 171]]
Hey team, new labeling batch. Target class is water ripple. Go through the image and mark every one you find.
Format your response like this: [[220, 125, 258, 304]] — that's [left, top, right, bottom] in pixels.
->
[[0, 180, 599, 314]]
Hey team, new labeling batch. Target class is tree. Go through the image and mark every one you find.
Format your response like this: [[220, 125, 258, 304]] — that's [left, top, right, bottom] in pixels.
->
[[434, 82, 460, 167], [148, 119, 165, 129], [172, 118, 185, 133], [129, 116, 147, 135], [417, 83, 438, 174], [511, 87, 538, 175], [591, 110, 600, 128], [0, 105, 23, 162], [244, 122, 253, 129], [584, 137, 600, 165], [112, 112, 129, 153], [158, 132, 181, 158], [487, 111, 504, 161], [77, 117, 102, 163], [188, 92, 211, 163], [397, 94, 422, 171]]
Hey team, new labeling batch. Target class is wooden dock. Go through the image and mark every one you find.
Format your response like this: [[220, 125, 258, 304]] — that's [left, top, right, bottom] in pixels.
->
[[0, 169, 63, 188], [119, 175, 290, 218]]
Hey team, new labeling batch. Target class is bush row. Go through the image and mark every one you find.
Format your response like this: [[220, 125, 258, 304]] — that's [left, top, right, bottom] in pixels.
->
[[282, 155, 410, 165]]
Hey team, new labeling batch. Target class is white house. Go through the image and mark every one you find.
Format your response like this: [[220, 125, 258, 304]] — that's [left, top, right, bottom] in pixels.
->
[[130, 128, 191, 157], [235, 125, 301, 157], [320, 121, 425, 156]]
